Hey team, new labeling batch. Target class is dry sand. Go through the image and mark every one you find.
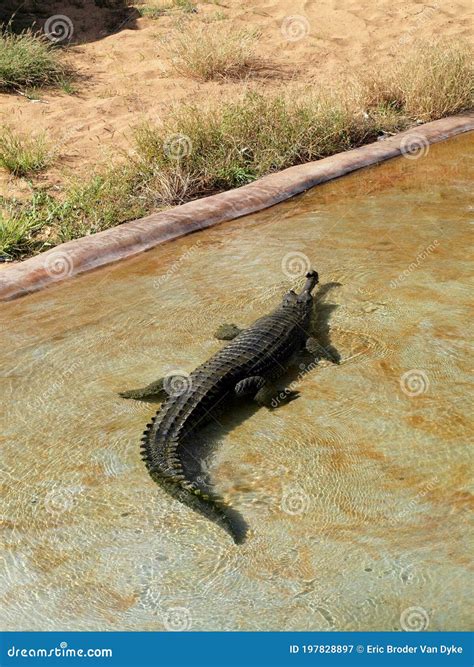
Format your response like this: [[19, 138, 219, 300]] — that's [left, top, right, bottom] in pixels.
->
[[0, 0, 472, 199]]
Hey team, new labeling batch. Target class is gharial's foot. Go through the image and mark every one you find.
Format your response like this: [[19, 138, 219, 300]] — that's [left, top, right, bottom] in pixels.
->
[[214, 323, 242, 340], [119, 378, 167, 400], [305, 337, 340, 364]]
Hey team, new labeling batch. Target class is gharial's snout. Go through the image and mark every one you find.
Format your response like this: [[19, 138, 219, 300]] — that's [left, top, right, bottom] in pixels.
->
[[300, 269, 319, 295]]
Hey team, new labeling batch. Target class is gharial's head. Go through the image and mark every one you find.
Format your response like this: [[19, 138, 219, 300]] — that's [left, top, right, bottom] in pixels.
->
[[281, 269, 319, 320]]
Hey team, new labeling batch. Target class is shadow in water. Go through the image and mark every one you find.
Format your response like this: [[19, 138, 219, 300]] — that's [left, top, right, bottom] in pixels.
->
[[176, 281, 342, 544], [310, 281, 342, 364]]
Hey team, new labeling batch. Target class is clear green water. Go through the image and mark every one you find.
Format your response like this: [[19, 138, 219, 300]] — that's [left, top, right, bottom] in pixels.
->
[[1, 133, 472, 631]]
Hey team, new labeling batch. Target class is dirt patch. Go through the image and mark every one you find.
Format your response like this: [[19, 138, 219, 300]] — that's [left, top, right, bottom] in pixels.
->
[[0, 0, 472, 200]]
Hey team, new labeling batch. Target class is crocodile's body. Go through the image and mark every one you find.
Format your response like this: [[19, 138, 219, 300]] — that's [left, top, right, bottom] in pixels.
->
[[136, 271, 319, 542]]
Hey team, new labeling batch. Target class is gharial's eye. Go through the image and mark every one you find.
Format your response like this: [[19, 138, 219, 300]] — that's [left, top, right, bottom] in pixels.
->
[[283, 290, 297, 305]]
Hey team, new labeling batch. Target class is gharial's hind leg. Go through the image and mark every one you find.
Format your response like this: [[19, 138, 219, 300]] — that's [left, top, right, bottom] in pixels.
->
[[234, 376, 299, 409], [234, 375, 266, 397], [119, 378, 168, 400]]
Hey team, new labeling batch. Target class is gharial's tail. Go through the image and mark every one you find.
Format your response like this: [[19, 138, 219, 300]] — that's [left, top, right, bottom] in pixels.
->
[[140, 416, 245, 544], [166, 474, 246, 545]]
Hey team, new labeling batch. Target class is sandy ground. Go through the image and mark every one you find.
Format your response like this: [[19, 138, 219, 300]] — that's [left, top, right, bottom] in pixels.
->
[[0, 0, 472, 200]]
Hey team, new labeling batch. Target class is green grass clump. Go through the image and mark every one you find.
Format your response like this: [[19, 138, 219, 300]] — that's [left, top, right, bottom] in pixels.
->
[[0, 28, 71, 92], [0, 128, 54, 177], [137, 6, 167, 18], [51, 165, 148, 242], [0, 164, 148, 259], [136, 0, 196, 18], [174, 0, 197, 11], [0, 192, 52, 258]]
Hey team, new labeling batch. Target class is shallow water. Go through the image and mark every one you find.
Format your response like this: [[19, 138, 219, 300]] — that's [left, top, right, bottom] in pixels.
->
[[1, 133, 472, 632]]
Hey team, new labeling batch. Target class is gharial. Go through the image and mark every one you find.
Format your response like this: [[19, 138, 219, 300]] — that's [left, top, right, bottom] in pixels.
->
[[120, 269, 330, 544]]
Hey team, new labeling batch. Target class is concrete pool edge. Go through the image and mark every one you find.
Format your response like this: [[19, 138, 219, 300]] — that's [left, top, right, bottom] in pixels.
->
[[1, 112, 473, 301]]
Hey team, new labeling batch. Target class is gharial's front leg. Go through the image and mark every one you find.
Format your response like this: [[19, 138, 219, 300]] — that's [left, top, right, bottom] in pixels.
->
[[214, 323, 243, 340], [304, 336, 340, 364]]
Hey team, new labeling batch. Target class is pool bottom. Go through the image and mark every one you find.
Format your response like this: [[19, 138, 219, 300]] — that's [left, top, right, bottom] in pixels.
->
[[0, 133, 472, 631]]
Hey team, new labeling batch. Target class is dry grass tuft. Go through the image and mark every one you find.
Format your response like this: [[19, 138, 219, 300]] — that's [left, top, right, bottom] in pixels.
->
[[361, 40, 473, 122], [167, 23, 264, 81]]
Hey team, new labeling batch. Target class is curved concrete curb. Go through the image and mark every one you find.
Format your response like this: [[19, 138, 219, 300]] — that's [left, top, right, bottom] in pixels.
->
[[1, 113, 473, 301]]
